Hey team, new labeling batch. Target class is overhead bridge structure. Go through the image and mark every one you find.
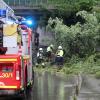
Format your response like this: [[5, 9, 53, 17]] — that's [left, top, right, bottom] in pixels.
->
[[3, 0, 61, 17], [3, 0, 62, 9], [3, 0, 67, 28]]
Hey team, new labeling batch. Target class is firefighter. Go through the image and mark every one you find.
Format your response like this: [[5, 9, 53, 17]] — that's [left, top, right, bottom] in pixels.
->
[[55, 46, 64, 68], [0, 28, 7, 54], [46, 44, 54, 62], [0, 25, 3, 47], [34, 32, 39, 50], [36, 48, 45, 67], [17, 24, 23, 45]]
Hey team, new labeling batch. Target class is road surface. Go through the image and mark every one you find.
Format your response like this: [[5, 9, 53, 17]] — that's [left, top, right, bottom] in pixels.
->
[[1, 72, 100, 100]]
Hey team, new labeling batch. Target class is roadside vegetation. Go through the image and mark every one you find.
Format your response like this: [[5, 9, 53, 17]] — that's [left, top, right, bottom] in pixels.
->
[[39, 0, 100, 26], [36, 0, 100, 78], [46, 10, 100, 77], [34, 53, 100, 78], [35, 10, 100, 78]]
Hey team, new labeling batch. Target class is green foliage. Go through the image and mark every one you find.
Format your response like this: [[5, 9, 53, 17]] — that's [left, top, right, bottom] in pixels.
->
[[61, 53, 100, 75], [95, 71, 100, 79], [38, 0, 98, 26], [36, 2, 100, 76], [34, 52, 100, 76], [45, 11, 100, 75], [82, 53, 100, 74], [46, 11, 100, 59], [64, 62, 83, 74], [47, 0, 94, 12]]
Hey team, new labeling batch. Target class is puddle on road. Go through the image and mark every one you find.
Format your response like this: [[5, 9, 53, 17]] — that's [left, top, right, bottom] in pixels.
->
[[77, 76, 100, 100], [78, 93, 100, 100], [32, 72, 100, 100], [32, 72, 76, 100]]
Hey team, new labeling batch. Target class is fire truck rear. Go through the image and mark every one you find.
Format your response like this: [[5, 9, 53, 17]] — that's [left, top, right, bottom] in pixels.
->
[[0, 0, 33, 97]]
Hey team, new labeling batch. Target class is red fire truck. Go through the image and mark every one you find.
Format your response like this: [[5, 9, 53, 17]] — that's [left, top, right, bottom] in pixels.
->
[[0, 0, 33, 98]]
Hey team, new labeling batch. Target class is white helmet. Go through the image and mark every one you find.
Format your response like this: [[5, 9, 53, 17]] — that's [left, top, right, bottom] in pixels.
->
[[39, 48, 43, 51], [58, 46, 62, 49], [50, 44, 53, 48]]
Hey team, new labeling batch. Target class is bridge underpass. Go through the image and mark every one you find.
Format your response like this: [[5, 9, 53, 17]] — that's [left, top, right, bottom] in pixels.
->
[[3, 0, 70, 27], [4, 0, 49, 6], [3, 0, 56, 29], [3, 0, 62, 10]]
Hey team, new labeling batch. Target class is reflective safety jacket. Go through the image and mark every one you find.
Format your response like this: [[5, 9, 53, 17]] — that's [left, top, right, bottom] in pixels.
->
[[47, 46, 52, 52], [37, 52, 44, 59], [56, 50, 64, 57]]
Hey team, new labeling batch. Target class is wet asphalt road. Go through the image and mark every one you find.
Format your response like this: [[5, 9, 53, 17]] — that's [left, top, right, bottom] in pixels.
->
[[77, 76, 100, 100], [32, 72, 76, 100], [0, 72, 76, 100], [1, 72, 100, 100]]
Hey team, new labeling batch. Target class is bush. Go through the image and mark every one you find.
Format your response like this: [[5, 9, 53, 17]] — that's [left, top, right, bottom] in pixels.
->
[[46, 11, 100, 59], [95, 71, 100, 79], [46, 11, 100, 75]]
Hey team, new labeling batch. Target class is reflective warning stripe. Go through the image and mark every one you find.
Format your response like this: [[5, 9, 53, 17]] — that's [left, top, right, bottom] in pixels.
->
[[0, 86, 17, 89], [0, 59, 17, 61]]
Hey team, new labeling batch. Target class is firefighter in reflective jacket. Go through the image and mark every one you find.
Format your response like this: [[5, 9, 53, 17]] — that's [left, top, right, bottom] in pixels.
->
[[46, 44, 54, 62], [36, 48, 45, 66], [55, 46, 64, 67]]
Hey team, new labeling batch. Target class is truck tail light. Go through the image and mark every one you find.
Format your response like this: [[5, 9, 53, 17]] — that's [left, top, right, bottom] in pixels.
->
[[16, 71, 20, 80]]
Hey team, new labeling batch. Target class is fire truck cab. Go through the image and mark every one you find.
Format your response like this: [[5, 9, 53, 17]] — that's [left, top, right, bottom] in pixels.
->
[[0, 0, 33, 97]]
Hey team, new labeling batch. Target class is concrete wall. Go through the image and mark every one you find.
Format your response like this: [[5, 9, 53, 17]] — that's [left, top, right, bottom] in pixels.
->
[[37, 26, 54, 46]]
